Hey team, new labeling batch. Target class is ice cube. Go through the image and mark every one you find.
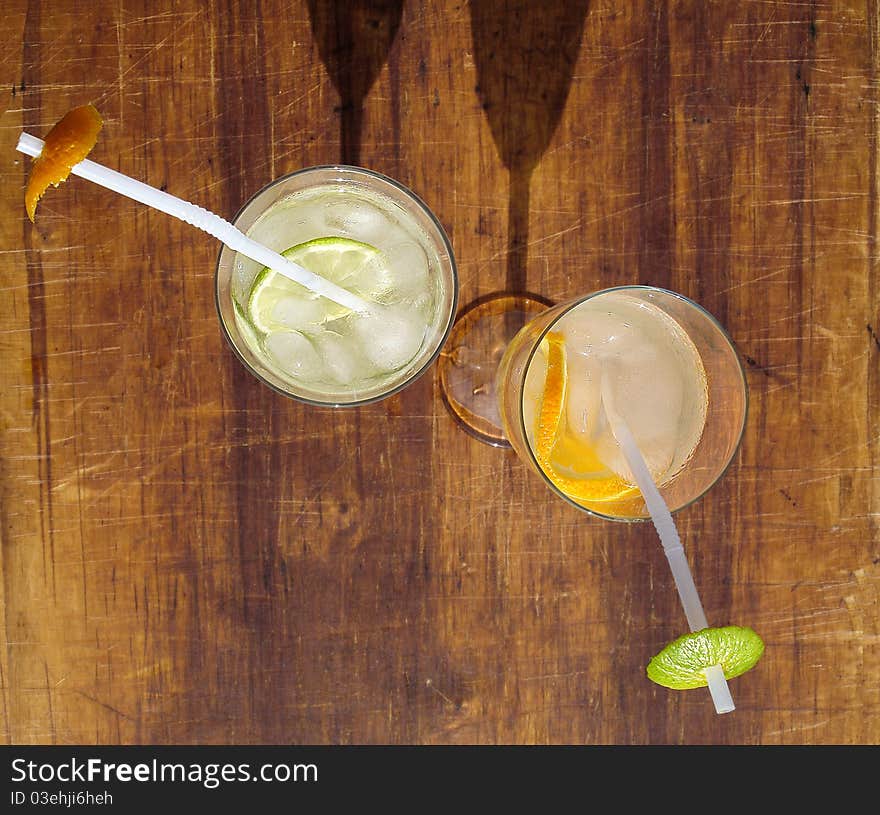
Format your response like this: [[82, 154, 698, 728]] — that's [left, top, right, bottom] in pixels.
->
[[270, 294, 326, 330], [594, 342, 684, 481], [351, 241, 431, 305], [250, 197, 325, 251], [349, 253, 396, 302], [564, 348, 603, 445], [312, 328, 367, 385], [563, 307, 638, 358], [323, 199, 408, 247], [351, 304, 428, 373], [383, 241, 430, 300], [265, 331, 323, 380]]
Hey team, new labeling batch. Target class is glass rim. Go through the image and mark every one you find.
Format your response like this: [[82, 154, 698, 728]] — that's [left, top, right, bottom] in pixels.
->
[[516, 285, 749, 522], [214, 164, 460, 407]]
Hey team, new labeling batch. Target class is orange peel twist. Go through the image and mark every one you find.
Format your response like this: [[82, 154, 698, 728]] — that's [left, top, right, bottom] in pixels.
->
[[24, 103, 103, 222]]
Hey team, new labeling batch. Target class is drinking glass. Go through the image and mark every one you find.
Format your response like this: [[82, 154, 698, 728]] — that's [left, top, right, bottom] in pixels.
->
[[441, 287, 748, 520], [216, 165, 458, 406]]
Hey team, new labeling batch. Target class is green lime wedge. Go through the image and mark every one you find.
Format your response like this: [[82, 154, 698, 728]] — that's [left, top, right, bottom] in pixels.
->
[[647, 626, 764, 690], [245, 236, 381, 335]]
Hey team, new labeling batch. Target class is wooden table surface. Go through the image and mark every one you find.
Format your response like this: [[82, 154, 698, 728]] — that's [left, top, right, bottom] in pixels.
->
[[1, 0, 877, 746]]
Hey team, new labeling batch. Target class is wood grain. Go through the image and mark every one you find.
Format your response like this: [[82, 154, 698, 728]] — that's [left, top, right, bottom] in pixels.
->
[[0, 0, 877, 745]]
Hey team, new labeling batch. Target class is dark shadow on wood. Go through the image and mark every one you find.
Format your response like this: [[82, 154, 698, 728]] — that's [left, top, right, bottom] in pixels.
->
[[306, 0, 404, 166], [469, 0, 589, 304]]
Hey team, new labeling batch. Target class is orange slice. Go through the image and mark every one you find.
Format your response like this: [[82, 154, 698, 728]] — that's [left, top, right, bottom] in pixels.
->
[[547, 438, 637, 504], [24, 103, 103, 222], [533, 332, 637, 505], [535, 331, 568, 462]]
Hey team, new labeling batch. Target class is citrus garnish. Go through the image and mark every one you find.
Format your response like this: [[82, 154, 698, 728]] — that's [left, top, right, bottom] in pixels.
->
[[535, 331, 567, 461], [245, 236, 380, 335], [647, 626, 765, 690], [24, 103, 103, 222], [532, 332, 637, 505]]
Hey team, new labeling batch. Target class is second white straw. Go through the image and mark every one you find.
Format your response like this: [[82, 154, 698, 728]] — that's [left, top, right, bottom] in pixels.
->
[[600, 374, 735, 715]]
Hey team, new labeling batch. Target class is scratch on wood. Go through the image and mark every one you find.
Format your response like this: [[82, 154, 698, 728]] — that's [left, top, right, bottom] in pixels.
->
[[425, 678, 457, 709], [44, 662, 55, 744], [116, 1, 124, 128], [72, 690, 135, 722], [764, 717, 833, 738]]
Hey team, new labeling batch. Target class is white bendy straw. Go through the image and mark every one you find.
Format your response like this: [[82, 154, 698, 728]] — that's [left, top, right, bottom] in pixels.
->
[[600, 375, 735, 715], [16, 132, 369, 313]]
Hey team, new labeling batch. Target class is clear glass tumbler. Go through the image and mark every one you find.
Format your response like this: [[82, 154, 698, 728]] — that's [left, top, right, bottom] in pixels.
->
[[215, 165, 459, 406], [494, 286, 748, 520]]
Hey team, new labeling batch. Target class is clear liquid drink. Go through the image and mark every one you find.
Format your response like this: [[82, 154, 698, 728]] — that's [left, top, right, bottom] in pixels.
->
[[496, 287, 747, 520], [216, 166, 458, 405]]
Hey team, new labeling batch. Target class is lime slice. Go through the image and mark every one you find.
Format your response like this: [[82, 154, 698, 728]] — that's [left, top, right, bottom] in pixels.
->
[[245, 237, 381, 335], [646, 626, 764, 690]]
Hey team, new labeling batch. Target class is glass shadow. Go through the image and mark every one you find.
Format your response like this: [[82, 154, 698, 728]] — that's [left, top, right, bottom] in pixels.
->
[[437, 2, 589, 443], [468, 0, 589, 300], [306, 0, 405, 166]]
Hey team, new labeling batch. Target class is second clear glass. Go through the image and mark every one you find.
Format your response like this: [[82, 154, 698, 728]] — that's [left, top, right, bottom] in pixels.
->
[[495, 286, 748, 520]]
